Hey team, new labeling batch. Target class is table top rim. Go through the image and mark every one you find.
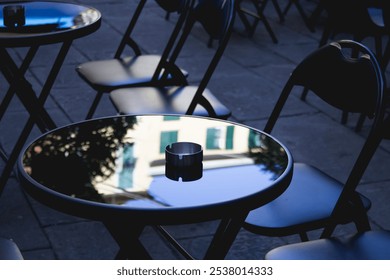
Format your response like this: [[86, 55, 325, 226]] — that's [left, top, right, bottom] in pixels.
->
[[0, 0, 102, 46], [18, 114, 293, 223]]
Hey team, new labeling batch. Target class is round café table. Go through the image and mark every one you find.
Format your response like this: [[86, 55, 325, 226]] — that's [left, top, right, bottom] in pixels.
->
[[0, 1, 101, 194], [18, 114, 293, 259]]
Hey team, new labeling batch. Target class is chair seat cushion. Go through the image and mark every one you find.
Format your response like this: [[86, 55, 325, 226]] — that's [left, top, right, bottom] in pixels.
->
[[109, 85, 231, 119], [76, 55, 187, 91], [243, 163, 370, 236], [0, 238, 23, 260], [266, 230, 390, 260]]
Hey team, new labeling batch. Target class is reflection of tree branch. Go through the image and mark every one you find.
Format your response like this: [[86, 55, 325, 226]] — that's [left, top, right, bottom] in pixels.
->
[[23, 116, 137, 202], [249, 133, 288, 179]]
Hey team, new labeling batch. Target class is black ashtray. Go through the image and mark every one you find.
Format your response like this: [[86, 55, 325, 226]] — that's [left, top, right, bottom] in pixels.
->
[[165, 142, 203, 181], [3, 5, 25, 28]]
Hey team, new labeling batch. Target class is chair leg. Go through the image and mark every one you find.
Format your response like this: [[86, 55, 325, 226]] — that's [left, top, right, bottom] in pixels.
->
[[236, 0, 278, 43], [341, 110, 349, 125], [254, 0, 278, 42], [374, 36, 383, 65], [270, 0, 285, 22], [282, 0, 294, 16], [355, 113, 366, 132], [208, 36, 214, 48], [351, 193, 372, 232], [236, 4, 257, 36], [320, 224, 336, 239], [319, 26, 331, 47], [300, 87, 309, 101], [294, 0, 315, 32], [260, 15, 279, 43], [283, 0, 315, 32], [382, 42, 390, 70], [307, 2, 324, 31], [86, 91, 104, 120], [299, 232, 309, 241]]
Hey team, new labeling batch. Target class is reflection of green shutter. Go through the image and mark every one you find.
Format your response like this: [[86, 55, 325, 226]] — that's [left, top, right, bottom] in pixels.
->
[[249, 130, 256, 148], [225, 126, 234, 150], [119, 144, 135, 189], [160, 131, 178, 153], [206, 128, 218, 149], [248, 130, 261, 148], [163, 116, 180, 121]]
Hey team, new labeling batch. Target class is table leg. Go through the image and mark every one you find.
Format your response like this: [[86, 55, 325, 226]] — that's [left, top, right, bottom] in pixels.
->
[[204, 212, 248, 259], [36, 40, 73, 131], [104, 221, 151, 260], [0, 48, 47, 195], [0, 49, 54, 132], [106, 212, 248, 260], [0, 40, 73, 194], [0, 118, 35, 195], [0, 46, 39, 124], [0, 48, 50, 131]]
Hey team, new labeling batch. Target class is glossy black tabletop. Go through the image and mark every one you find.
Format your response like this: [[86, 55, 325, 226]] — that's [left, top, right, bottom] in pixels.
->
[[0, 1, 101, 46], [18, 115, 293, 224]]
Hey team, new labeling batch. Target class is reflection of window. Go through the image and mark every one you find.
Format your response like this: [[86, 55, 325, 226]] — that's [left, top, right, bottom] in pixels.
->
[[206, 126, 234, 150], [160, 131, 178, 153], [226, 126, 234, 149], [119, 143, 136, 190], [163, 116, 180, 121], [248, 130, 261, 149]]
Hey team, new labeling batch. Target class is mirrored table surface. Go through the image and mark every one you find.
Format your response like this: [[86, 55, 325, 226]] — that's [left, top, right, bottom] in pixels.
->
[[0, 1, 101, 46], [18, 114, 293, 259]]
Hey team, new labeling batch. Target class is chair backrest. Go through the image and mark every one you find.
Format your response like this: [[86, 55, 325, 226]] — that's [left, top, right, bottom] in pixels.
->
[[265, 40, 385, 230], [164, 0, 235, 116], [384, 3, 390, 26], [114, 0, 192, 58], [319, 0, 386, 46], [321, 0, 381, 33], [155, 0, 185, 12]]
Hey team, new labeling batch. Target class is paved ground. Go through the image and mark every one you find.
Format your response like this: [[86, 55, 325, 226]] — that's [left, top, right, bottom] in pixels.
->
[[1, 0, 390, 260]]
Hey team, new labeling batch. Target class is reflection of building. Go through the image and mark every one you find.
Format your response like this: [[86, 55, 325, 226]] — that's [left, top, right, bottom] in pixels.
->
[[95, 115, 257, 195], [23, 115, 287, 207]]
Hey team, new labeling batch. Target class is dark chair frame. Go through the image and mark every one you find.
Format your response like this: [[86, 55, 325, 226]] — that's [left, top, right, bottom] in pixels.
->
[[301, 1, 389, 131], [282, 0, 322, 32], [243, 40, 385, 242], [76, 0, 193, 119], [109, 0, 235, 119], [264, 114, 390, 259], [318, 0, 389, 60], [235, 0, 284, 43]]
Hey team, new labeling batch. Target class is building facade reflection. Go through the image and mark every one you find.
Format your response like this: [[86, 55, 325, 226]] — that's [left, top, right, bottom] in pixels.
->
[[23, 115, 288, 207]]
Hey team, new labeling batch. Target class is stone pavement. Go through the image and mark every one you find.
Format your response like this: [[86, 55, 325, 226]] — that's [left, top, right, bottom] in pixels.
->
[[1, 0, 390, 259]]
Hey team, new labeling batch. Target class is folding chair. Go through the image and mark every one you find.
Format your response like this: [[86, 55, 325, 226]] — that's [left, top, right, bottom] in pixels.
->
[[76, 0, 193, 119], [243, 40, 385, 243], [109, 0, 234, 119]]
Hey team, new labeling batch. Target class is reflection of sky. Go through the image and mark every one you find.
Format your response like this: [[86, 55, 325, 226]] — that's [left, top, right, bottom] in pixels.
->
[[146, 164, 276, 208], [0, 3, 97, 29], [122, 199, 164, 208], [22, 17, 61, 26], [8, 14, 74, 29]]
